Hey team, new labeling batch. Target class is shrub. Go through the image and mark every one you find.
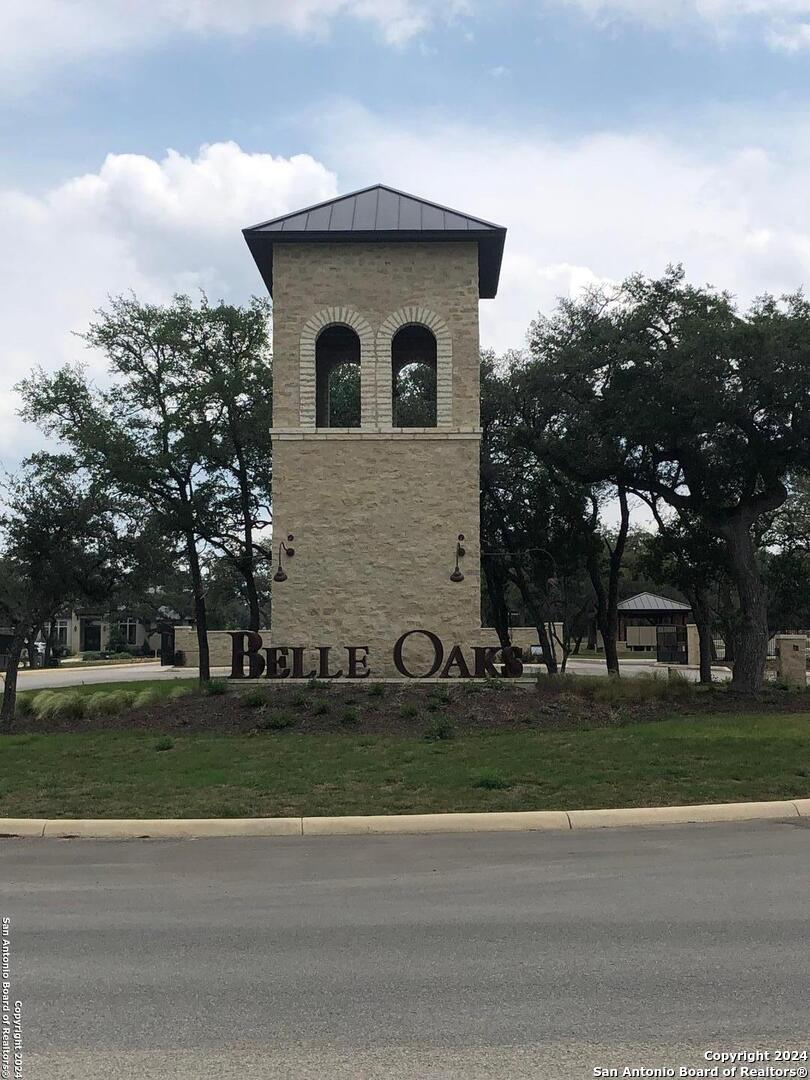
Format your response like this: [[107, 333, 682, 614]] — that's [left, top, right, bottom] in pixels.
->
[[84, 691, 120, 719], [290, 692, 308, 709], [49, 691, 87, 721], [14, 694, 35, 718], [241, 686, 268, 708], [167, 685, 191, 701], [473, 769, 511, 790], [535, 671, 697, 706], [341, 707, 360, 725], [132, 688, 158, 710], [31, 690, 90, 722], [423, 714, 455, 742], [81, 651, 104, 663], [427, 687, 451, 711], [368, 682, 385, 698], [154, 736, 174, 752], [259, 710, 296, 730], [312, 699, 330, 716], [204, 679, 228, 697], [30, 691, 60, 721], [400, 703, 419, 719]]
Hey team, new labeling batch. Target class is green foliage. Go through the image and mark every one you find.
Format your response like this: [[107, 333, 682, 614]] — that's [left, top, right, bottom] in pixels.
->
[[154, 737, 174, 752], [326, 362, 361, 427], [423, 714, 456, 742], [400, 703, 419, 719], [341, 707, 360, 725], [14, 695, 35, 718], [81, 651, 104, 662], [83, 691, 123, 719], [259, 710, 296, 731], [204, 679, 228, 697], [473, 769, 511, 790], [534, 671, 698, 705], [167, 685, 191, 701], [132, 689, 158, 710], [240, 686, 269, 709], [367, 682, 386, 698], [312, 699, 330, 716]]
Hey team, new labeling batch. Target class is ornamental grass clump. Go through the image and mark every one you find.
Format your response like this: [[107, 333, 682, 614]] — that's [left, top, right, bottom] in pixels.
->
[[31, 690, 87, 722], [14, 694, 36, 718], [132, 688, 158, 710], [82, 689, 135, 719], [204, 679, 228, 697], [241, 686, 269, 709], [423, 714, 456, 742]]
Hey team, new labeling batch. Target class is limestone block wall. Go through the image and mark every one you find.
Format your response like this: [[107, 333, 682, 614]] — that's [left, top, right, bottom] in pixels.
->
[[270, 435, 484, 676], [272, 241, 481, 432], [776, 634, 808, 688]]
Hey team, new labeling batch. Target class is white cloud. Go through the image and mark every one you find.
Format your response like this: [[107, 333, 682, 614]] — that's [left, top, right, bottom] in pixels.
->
[[0, 0, 470, 94], [556, 0, 810, 48], [316, 106, 810, 352], [0, 142, 336, 465], [5, 115, 810, 468]]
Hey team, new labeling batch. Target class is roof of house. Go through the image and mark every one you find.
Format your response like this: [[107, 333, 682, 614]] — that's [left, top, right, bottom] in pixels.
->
[[617, 592, 692, 612], [242, 183, 507, 298]]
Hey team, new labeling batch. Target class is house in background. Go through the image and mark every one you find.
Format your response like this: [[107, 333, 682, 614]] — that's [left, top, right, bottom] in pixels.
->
[[616, 592, 692, 652], [52, 609, 160, 655]]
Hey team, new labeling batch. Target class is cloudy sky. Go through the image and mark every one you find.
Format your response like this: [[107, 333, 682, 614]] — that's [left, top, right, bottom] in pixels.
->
[[3, 0, 810, 468]]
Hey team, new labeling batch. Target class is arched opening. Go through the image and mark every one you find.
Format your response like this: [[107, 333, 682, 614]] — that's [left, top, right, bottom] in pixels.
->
[[316, 325, 361, 428], [392, 325, 437, 428]]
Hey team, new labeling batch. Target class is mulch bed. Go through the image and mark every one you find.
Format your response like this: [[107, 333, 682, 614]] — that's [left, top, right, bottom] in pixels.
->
[[9, 680, 810, 736]]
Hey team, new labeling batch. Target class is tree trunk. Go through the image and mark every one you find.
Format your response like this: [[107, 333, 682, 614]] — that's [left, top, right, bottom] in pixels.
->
[[720, 517, 768, 693], [586, 486, 630, 677], [244, 565, 262, 633], [186, 531, 210, 683], [234, 440, 262, 633], [482, 554, 511, 650], [533, 618, 558, 675], [1, 632, 26, 728]]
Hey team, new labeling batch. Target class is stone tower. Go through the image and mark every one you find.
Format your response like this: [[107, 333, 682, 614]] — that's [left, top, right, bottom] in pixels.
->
[[243, 184, 507, 676]]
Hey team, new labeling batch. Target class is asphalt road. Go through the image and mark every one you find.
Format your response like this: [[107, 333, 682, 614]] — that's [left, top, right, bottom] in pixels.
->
[[3, 821, 808, 1079], [13, 656, 733, 690]]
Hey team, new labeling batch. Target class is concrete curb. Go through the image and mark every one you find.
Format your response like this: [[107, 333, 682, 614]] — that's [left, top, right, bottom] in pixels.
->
[[0, 799, 806, 839]]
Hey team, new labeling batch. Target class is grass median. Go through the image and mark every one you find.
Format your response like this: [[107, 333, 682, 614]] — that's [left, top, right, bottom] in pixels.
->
[[2, 686, 808, 817]]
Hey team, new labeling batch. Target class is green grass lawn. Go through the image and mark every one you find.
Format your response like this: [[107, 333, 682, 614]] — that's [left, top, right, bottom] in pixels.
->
[[2, 712, 808, 818]]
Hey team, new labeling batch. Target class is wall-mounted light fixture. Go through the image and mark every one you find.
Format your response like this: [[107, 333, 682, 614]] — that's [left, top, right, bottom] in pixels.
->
[[450, 534, 466, 582], [273, 534, 295, 583]]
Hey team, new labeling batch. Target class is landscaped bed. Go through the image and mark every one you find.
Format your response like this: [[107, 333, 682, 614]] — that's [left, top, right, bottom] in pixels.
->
[[2, 677, 808, 818]]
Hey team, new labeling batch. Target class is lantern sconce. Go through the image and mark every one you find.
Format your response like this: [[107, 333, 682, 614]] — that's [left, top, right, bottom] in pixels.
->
[[273, 534, 295, 583], [450, 534, 466, 582]]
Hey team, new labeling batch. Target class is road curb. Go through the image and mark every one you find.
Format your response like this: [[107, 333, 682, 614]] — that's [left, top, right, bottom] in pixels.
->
[[0, 799, 806, 839]]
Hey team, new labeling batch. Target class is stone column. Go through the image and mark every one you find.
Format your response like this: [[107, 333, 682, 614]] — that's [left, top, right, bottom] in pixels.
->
[[776, 635, 808, 689], [686, 623, 700, 668]]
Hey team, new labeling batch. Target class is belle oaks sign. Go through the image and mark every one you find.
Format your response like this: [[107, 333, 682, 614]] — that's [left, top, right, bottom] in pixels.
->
[[229, 630, 525, 680]]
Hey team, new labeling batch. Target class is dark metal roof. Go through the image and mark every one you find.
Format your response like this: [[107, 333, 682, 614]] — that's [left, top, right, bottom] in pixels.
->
[[243, 184, 507, 298], [617, 592, 692, 612]]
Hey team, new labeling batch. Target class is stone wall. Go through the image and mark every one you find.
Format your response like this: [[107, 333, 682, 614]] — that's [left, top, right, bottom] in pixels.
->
[[272, 241, 481, 432]]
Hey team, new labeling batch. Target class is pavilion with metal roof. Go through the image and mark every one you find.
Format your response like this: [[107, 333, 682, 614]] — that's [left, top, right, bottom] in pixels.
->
[[617, 592, 691, 614], [243, 183, 507, 298], [615, 593, 692, 653]]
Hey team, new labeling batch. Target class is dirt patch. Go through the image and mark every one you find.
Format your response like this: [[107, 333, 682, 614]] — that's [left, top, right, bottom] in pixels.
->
[[9, 679, 810, 736]]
